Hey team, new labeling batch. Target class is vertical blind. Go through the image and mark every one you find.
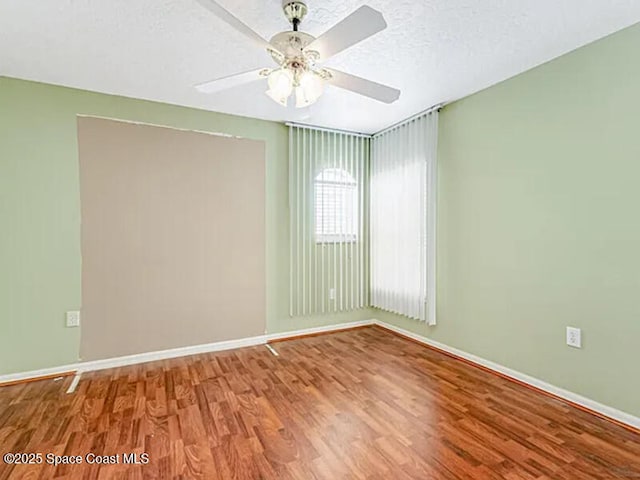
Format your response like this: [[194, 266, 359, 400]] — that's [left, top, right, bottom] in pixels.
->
[[370, 112, 439, 324], [289, 125, 369, 316]]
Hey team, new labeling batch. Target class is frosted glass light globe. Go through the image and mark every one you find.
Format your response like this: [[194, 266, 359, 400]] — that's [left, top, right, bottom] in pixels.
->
[[295, 71, 324, 107], [267, 69, 294, 98]]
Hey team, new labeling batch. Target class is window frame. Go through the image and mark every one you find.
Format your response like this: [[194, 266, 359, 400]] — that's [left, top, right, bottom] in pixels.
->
[[313, 168, 359, 244]]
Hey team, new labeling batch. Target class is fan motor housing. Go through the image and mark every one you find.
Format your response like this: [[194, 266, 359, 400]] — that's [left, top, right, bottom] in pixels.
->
[[282, 1, 308, 25], [270, 31, 315, 54]]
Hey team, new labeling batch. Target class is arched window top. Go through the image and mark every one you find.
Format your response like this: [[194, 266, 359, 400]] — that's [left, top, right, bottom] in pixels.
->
[[315, 168, 356, 185], [314, 168, 358, 243]]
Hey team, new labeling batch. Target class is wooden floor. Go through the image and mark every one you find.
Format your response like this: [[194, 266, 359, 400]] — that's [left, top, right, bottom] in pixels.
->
[[1, 327, 639, 480]]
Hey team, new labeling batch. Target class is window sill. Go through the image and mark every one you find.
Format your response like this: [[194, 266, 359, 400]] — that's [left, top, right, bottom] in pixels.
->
[[315, 236, 358, 244]]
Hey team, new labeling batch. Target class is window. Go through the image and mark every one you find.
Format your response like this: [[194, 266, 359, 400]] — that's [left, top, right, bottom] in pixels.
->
[[289, 124, 369, 316], [314, 168, 358, 242], [370, 111, 438, 324]]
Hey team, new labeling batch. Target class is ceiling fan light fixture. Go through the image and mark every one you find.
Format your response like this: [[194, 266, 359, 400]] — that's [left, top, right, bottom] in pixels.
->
[[266, 67, 325, 108], [267, 68, 294, 98], [295, 71, 324, 107], [300, 71, 324, 98], [295, 87, 315, 108]]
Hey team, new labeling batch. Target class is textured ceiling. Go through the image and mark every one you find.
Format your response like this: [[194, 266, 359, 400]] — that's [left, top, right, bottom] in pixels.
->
[[1, 0, 639, 133]]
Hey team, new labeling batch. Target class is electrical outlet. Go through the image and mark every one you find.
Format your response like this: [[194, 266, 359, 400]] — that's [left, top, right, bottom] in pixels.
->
[[566, 326, 581, 348], [66, 311, 80, 328], [329, 288, 336, 301]]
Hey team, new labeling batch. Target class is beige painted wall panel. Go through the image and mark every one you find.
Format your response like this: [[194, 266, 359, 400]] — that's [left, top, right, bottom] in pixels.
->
[[78, 117, 265, 360]]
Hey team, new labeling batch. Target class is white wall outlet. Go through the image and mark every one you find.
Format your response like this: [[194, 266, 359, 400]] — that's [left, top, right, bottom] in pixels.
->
[[329, 288, 336, 301], [566, 326, 582, 348], [66, 311, 80, 328]]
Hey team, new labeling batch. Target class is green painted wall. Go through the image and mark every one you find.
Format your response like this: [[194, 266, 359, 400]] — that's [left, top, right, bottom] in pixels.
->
[[376, 23, 640, 417], [3, 22, 639, 417], [0, 77, 371, 375]]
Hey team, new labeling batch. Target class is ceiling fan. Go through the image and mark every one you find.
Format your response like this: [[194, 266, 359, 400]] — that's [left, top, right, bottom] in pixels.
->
[[194, 0, 401, 108]]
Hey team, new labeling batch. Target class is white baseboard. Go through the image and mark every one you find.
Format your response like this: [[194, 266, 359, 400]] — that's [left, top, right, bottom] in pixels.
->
[[372, 319, 640, 432], [265, 319, 375, 342], [78, 334, 269, 373], [0, 364, 80, 386], [2, 317, 638, 433], [0, 334, 268, 385], [0, 320, 375, 385]]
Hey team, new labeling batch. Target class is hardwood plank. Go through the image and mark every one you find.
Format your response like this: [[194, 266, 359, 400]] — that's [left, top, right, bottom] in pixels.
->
[[0, 327, 638, 479]]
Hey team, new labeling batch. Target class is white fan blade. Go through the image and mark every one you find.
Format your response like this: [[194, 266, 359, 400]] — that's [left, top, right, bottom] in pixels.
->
[[326, 69, 400, 104], [195, 68, 264, 94], [195, 0, 275, 53], [305, 6, 387, 61]]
